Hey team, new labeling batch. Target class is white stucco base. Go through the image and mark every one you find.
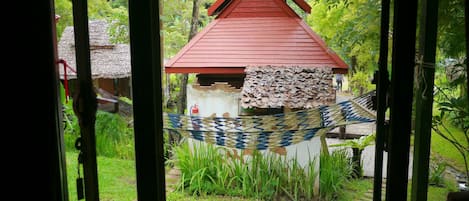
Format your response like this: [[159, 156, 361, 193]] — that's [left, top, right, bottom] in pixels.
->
[[186, 83, 321, 195]]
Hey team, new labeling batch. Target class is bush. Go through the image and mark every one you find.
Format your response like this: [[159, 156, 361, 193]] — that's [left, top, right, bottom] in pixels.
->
[[63, 100, 135, 160]]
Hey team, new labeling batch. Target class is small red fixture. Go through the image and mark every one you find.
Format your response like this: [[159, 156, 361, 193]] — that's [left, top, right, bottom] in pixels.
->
[[191, 104, 199, 116]]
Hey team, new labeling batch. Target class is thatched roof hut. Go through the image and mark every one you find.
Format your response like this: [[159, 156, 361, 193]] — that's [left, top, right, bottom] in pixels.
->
[[58, 20, 131, 79]]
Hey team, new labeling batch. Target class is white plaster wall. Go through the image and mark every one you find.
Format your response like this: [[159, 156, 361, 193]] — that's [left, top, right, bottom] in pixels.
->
[[186, 84, 240, 117]]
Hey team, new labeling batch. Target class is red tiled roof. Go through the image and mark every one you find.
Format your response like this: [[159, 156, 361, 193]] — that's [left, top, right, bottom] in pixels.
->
[[165, 0, 348, 74], [208, 0, 311, 17], [165, 17, 348, 74]]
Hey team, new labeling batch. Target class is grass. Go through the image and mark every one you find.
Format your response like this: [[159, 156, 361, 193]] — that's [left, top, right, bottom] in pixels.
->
[[65, 151, 256, 201], [168, 192, 257, 201], [338, 178, 373, 201], [174, 141, 321, 200], [431, 125, 468, 172], [66, 152, 137, 201], [337, 178, 457, 201]]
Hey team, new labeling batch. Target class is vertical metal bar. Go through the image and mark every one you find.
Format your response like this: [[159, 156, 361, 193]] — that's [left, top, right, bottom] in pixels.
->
[[373, 0, 390, 200], [31, 0, 69, 200], [385, 0, 418, 200], [128, 0, 166, 200], [411, 0, 439, 200], [71, 0, 99, 200]]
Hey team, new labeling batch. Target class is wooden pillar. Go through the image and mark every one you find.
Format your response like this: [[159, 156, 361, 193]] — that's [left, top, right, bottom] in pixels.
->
[[410, 0, 439, 200]]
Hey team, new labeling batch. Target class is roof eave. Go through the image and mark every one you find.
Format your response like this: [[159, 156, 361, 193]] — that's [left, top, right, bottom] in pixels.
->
[[165, 67, 245, 74], [292, 0, 312, 14], [208, 0, 231, 16]]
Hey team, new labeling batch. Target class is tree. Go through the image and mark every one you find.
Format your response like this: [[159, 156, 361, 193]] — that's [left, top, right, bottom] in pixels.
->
[[54, 0, 129, 43], [306, 0, 381, 74], [432, 66, 469, 186]]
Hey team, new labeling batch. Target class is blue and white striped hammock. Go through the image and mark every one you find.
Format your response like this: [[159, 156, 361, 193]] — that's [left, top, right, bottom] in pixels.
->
[[163, 91, 376, 150]]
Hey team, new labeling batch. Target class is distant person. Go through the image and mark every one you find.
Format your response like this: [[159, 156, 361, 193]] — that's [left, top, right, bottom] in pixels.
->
[[336, 74, 343, 91]]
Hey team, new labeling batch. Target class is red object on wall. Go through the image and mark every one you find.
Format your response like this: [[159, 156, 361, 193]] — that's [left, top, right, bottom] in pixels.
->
[[191, 104, 199, 115]]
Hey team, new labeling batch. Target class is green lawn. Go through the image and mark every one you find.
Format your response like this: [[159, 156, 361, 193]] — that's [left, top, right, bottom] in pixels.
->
[[65, 152, 255, 201], [66, 151, 137, 201], [431, 125, 468, 172]]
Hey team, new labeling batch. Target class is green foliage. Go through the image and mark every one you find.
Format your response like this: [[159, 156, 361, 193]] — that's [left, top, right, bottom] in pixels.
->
[[94, 111, 135, 159], [174, 141, 319, 200], [319, 149, 353, 200], [432, 62, 469, 185], [428, 160, 447, 187], [54, 0, 130, 43], [162, 0, 213, 59], [54, 0, 73, 39], [348, 70, 374, 95], [62, 99, 135, 160], [437, 0, 467, 58], [107, 7, 129, 44], [307, 0, 381, 72], [330, 133, 376, 151], [109, 0, 128, 8]]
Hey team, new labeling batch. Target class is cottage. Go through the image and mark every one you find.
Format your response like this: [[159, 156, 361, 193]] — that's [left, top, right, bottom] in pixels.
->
[[165, 0, 347, 114], [164, 0, 349, 184], [58, 20, 132, 112]]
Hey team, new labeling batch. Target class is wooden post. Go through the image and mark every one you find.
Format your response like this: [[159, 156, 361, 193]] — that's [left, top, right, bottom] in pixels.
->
[[411, 0, 439, 200], [373, 0, 390, 199]]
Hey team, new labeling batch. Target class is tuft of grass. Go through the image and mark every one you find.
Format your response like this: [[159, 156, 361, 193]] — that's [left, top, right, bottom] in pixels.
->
[[319, 148, 353, 200]]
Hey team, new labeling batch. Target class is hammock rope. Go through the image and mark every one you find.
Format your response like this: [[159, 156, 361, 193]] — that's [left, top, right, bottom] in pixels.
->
[[164, 90, 377, 150]]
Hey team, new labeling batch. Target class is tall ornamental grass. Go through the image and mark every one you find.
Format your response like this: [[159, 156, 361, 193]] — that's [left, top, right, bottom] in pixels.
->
[[174, 141, 319, 200]]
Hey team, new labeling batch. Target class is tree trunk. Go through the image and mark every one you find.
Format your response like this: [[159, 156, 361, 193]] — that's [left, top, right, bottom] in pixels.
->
[[176, 0, 200, 115], [172, 0, 200, 147]]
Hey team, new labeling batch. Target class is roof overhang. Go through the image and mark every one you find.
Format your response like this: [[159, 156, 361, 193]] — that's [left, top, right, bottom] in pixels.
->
[[165, 17, 348, 74], [208, 0, 311, 16]]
